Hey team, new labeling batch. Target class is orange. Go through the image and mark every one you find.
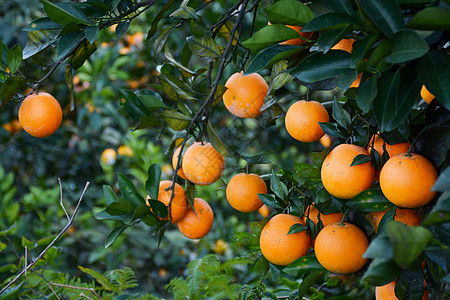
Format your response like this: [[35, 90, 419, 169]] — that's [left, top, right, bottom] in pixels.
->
[[182, 142, 225, 185], [331, 38, 355, 53], [314, 222, 368, 274], [302, 206, 343, 227], [226, 173, 267, 212], [420, 85, 434, 104], [380, 153, 437, 208], [319, 134, 332, 148], [285, 100, 329, 142], [147, 180, 188, 224], [172, 146, 187, 180], [10, 119, 22, 133], [281, 25, 312, 45], [100, 149, 117, 165], [177, 198, 214, 239], [367, 208, 421, 232], [223, 72, 269, 118], [367, 135, 410, 160], [260, 214, 310, 265], [350, 73, 362, 88], [213, 239, 228, 255], [18, 92, 62, 138], [321, 144, 375, 199], [258, 204, 270, 218], [118, 145, 134, 157], [376, 281, 429, 300], [2, 123, 13, 134]]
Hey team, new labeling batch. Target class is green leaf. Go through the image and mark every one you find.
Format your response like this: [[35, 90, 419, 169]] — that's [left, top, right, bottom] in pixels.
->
[[160, 110, 191, 131], [373, 72, 401, 133], [0, 242, 6, 252], [386, 222, 433, 269], [145, 164, 161, 200], [351, 154, 371, 166], [245, 44, 303, 74], [0, 40, 7, 66], [258, 193, 284, 209], [1, 76, 26, 107], [104, 226, 128, 248], [105, 198, 135, 215], [43, 0, 90, 26], [21, 236, 33, 248], [94, 210, 124, 221], [138, 92, 169, 111], [317, 24, 353, 53], [164, 47, 197, 76], [347, 189, 393, 212], [57, 31, 84, 60], [417, 50, 450, 110], [241, 24, 300, 52], [103, 185, 118, 205], [407, 7, 450, 31], [270, 170, 287, 199], [378, 207, 396, 234], [364, 233, 394, 259], [385, 29, 429, 64], [186, 35, 220, 58], [396, 270, 426, 300], [207, 121, 229, 156], [79, 266, 115, 291], [283, 255, 325, 278], [332, 98, 351, 129], [319, 122, 347, 139], [291, 51, 352, 84], [170, 4, 199, 20], [118, 173, 145, 207], [146, 199, 167, 219], [301, 13, 360, 32], [116, 20, 130, 39], [298, 270, 326, 299], [310, 148, 330, 169], [362, 258, 401, 286], [236, 232, 259, 247], [357, 75, 378, 112], [422, 192, 450, 226], [288, 223, 307, 235], [433, 166, 450, 192], [357, 0, 404, 38], [251, 218, 268, 238], [119, 89, 148, 121], [84, 26, 99, 44], [264, 0, 315, 26], [69, 39, 97, 70], [321, 0, 354, 16], [23, 17, 62, 31], [7, 44, 22, 75]]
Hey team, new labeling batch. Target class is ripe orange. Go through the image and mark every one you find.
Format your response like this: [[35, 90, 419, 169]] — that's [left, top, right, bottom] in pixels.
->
[[226, 173, 267, 212], [182, 142, 225, 185], [331, 39, 355, 53], [18, 92, 62, 138], [302, 206, 343, 227], [172, 146, 187, 180], [367, 208, 421, 232], [118, 145, 134, 157], [223, 72, 269, 118], [147, 180, 188, 224], [314, 222, 369, 274], [350, 73, 362, 88], [177, 198, 214, 239], [2, 123, 13, 134], [319, 134, 332, 148], [258, 204, 270, 218], [260, 214, 310, 265], [376, 281, 429, 300], [285, 100, 329, 142], [420, 85, 434, 104], [380, 153, 437, 208], [281, 26, 312, 45], [367, 135, 410, 159], [321, 144, 375, 199], [10, 119, 22, 133], [100, 148, 117, 165]]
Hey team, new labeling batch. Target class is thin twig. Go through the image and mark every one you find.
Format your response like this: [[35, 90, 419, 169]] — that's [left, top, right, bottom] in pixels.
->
[[30, 269, 61, 300], [0, 182, 90, 295], [50, 283, 100, 299], [58, 178, 70, 221]]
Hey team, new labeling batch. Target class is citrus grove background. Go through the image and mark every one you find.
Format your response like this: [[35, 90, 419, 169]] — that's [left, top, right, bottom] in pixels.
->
[[0, 0, 449, 299]]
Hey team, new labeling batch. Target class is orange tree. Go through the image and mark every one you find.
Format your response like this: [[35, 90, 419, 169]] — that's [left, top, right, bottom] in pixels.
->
[[1, 0, 449, 299]]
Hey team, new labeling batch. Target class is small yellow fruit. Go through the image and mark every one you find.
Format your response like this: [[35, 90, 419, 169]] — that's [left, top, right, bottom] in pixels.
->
[[213, 239, 228, 255], [101, 148, 117, 165], [118, 145, 134, 157]]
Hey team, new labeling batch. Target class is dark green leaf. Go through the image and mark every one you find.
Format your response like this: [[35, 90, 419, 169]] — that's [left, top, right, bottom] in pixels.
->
[[378, 207, 396, 233], [299, 167, 321, 178], [116, 20, 130, 39], [153, 27, 176, 59], [105, 198, 135, 215], [23, 38, 58, 60], [0, 40, 7, 66], [298, 271, 326, 299], [362, 258, 402, 286], [69, 39, 97, 70], [291, 51, 352, 84], [57, 31, 84, 60], [386, 222, 433, 269], [94, 210, 124, 221], [386, 29, 429, 64], [422, 192, 450, 226], [7, 44, 22, 75], [270, 170, 287, 199], [258, 193, 284, 209], [407, 7, 450, 31], [160, 110, 191, 131], [364, 232, 394, 259], [332, 98, 351, 129], [146, 0, 177, 40], [1, 76, 26, 106], [317, 24, 353, 53], [145, 164, 161, 200], [170, 5, 199, 20], [373, 72, 401, 133], [241, 24, 300, 52], [236, 232, 259, 247], [414, 126, 450, 170], [147, 200, 167, 219], [119, 89, 148, 121], [118, 173, 145, 207], [357, 75, 378, 112], [318, 122, 347, 139], [357, 0, 404, 38], [105, 226, 128, 248], [288, 223, 307, 235], [433, 166, 450, 192], [245, 44, 303, 74], [283, 255, 325, 278], [321, 0, 354, 16], [396, 270, 426, 300], [302, 13, 359, 32], [347, 189, 393, 212], [43, 0, 90, 26], [138, 93, 169, 111], [417, 50, 450, 110], [84, 26, 98, 43], [264, 0, 315, 26], [186, 35, 220, 58], [251, 218, 268, 238], [310, 148, 330, 169], [351, 154, 371, 166], [207, 121, 229, 156], [23, 17, 62, 31], [103, 185, 118, 205]]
